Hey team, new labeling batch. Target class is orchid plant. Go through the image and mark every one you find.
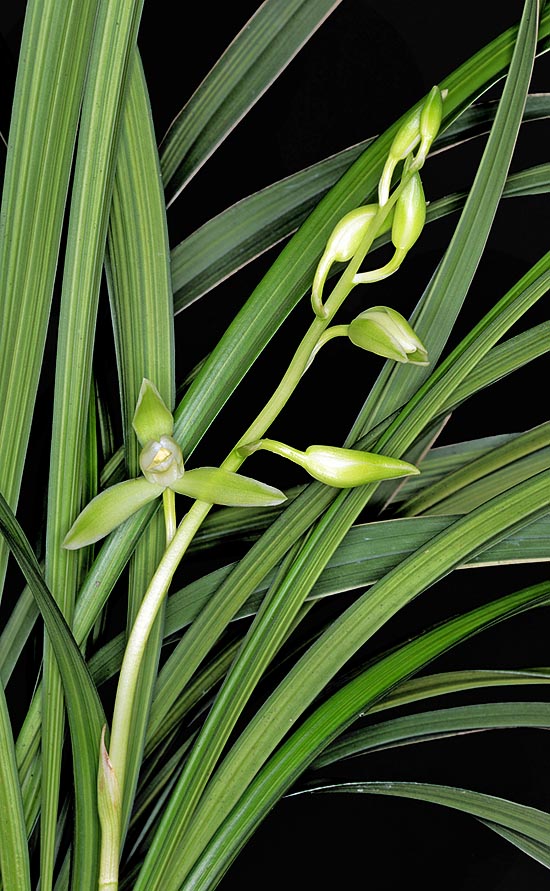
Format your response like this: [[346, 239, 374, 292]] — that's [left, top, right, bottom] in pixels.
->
[[0, 2, 549, 891]]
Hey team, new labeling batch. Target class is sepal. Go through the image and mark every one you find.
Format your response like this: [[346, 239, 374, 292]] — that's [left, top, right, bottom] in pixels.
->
[[63, 478, 163, 549], [132, 378, 174, 446], [170, 467, 287, 506]]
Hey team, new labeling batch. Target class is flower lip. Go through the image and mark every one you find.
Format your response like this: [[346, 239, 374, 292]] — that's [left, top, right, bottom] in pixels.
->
[[140, 435, 184, 486]]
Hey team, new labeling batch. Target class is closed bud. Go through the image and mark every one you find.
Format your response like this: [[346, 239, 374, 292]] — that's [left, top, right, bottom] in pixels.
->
[[389, 107, 422, 164], [378, 86, 443, 205], [418, 86, 443, 165], [140, 435, 184, 486], [391, 166, 426, 252], [348, 306, 428, 365], [312, 205, 388, 317], [378, 106, 421, 206], [237, 438, 419, 488]]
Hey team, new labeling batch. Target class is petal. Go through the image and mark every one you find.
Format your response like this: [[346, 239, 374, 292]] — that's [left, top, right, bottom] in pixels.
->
[[170, 467, 287, 507], [63, 478, 163, 549]]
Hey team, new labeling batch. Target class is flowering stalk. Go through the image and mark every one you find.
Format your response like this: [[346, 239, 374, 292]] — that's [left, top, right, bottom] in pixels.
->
[[83, 86, 442, 888]]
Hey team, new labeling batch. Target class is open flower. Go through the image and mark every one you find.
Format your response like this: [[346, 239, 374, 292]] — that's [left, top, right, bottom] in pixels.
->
[[63, 380, 286, 550]]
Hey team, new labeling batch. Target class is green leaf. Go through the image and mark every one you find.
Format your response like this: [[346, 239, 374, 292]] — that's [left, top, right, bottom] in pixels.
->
[[294, 780, 550, 861], [401, 422, 550, 516], [0, 683, 31, 890], [0, 0, 101, 604], [371, 668, 550, 715], [312, 701, 550, 767], [481, 820, 550, 868], [63, 478, 163, 550], [442, 321, 550, 411], [0, 491, 107, 891], [40, 0, 145, 884], [171, 467, 287, 507], [160, 0, 344, 204], [174, 579, 550, 891], [105, 48, 176, 845], [0, 585, 38, 686]]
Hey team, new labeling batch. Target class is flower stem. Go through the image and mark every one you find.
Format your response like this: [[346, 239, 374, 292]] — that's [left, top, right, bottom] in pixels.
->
[[98, 163, 421, 888], [162, 487, 176, 545]]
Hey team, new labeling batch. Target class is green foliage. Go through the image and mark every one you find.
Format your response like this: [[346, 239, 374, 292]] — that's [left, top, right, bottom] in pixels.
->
[[0, 1, 549, 889]]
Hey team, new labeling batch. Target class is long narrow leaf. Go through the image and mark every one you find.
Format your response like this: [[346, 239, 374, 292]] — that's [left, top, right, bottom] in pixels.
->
[[41, 0, 145, 886], [401, 422, 550, 515], [293, 780, 550, 862], [105, 48, 174, 840], [160, 0, 343, 205], [0, 492, 106, 891], [175, 578, 550, 891], [0, 0, 100, 600], [0, 682, 30, 890], [312, 701, 550, 767]]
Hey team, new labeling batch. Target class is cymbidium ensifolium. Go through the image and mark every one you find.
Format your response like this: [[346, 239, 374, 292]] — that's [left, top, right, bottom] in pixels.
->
[[63, 379, 287, 549]]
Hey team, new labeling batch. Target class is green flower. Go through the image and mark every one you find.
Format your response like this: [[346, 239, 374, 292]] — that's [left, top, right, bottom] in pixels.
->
[[378, 85, 444, 206], [348, 306, 429, 365], [311, 204, 393, 316], [237, 438, 419, 488], [63, 379, 286, 550]]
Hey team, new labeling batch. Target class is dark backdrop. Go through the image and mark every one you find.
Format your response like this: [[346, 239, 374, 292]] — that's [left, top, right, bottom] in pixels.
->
[[1, 2, 549, 888]]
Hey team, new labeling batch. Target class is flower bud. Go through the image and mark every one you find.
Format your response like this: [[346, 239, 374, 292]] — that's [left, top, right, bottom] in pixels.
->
[[140, 435, 184, 486], [378, 106, 421, 206], [294, 445, 419, 487], [417, 85, 444, 166], [348, 306, 428, 365], [378, 86, 443, 205], [391, 166, 426, 252], [237, 438, 419, 488], [312, 205, 383, 317]]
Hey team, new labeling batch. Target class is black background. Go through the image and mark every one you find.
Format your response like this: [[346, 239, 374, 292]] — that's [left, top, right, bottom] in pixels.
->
[[1, 2, 550, 889]]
